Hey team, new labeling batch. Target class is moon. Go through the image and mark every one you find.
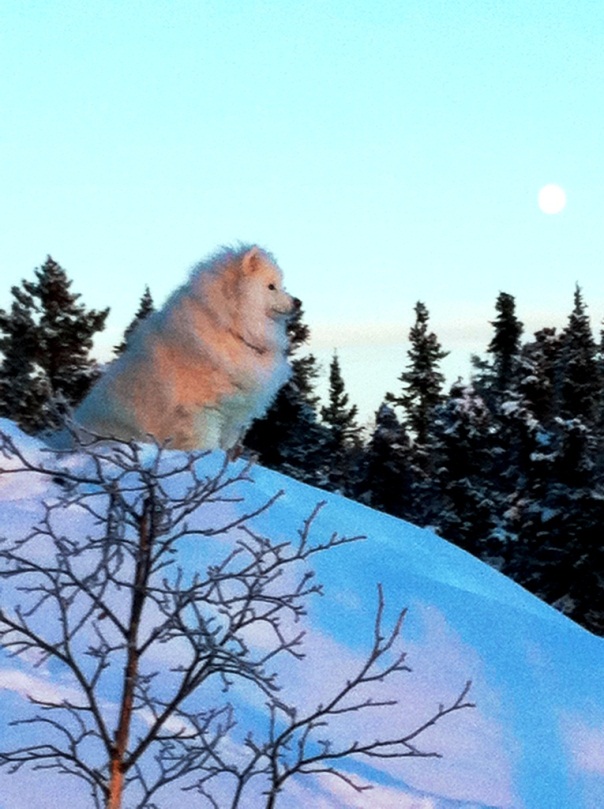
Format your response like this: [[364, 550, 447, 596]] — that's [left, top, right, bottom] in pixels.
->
[[538, 184, 567, 215]]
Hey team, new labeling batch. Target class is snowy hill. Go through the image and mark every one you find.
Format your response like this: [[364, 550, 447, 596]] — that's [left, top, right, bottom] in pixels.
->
[[0, 419, 603, 809]]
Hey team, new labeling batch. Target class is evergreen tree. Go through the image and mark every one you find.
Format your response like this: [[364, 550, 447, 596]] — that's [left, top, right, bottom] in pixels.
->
[[559, 285, 600, 423], [486, 292, 523, 397], [0, 257, 109, 431], [115, 285, 155, 355], [596, 322, 604, 466], [361, 403, 415, 520], [516, 327, 560, 427], [321, 352, 360, 446], [502, 415, 604, 634], [387, 301, 448, 447], [321, 351, 363, 493], [489, 296, 604, 634], [432, 382, 500, 558], [491, 327, 563, 497], [24, 256, 110, 410], [0, 289, 47, 431], [384, 301, 448, 522], [472, 292, 524, 408]]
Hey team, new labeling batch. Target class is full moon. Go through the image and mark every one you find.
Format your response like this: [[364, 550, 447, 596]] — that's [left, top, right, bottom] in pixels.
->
[[538, 183, 567, 215]]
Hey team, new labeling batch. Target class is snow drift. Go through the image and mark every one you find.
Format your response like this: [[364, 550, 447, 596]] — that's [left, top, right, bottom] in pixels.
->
[[0, 419, 603, 809]]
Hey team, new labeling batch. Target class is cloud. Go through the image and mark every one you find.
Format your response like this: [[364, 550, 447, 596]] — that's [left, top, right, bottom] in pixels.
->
[[565, 718, 604, 774], [0, 667, 81, 704], [313, 772, 438, 808]]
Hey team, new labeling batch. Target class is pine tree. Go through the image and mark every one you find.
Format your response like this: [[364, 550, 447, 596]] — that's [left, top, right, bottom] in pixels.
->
[[491, 293, 604, 634], [361, 403, 416, 520], [559, 285, 600, 424], [115, 285, 155, 355], [516, 327, 560, 427], [472, 292, 524, 410], [24, 256, 110, 409], [432, 382, 500, 558], [470, 321, 560, 574], [487, 292, 523, 397], [321, 352, 363, 493], [0, 256, 109, 431], [0, 289, 47, 431], [383, 302, 448, 522], [488, 326, 564, 497], [502, 415, 604, 634], [387, 301, 448, 448], [596, 322, 604, 467], [321, 352, 360, 445]]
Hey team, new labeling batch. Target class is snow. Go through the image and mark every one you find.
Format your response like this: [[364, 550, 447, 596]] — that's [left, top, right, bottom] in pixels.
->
[[1, 419, 603, 808]]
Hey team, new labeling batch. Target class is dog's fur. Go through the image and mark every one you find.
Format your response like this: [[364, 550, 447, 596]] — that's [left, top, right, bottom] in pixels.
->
[[70, 245, 298, 450]]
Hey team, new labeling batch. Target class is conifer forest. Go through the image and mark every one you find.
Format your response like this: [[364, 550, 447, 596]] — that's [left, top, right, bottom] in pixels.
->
[[1, 258, 603, 636]]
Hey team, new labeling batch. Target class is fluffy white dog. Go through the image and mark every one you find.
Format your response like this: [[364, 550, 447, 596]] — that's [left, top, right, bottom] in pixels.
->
[[70, 245, 300, 450]]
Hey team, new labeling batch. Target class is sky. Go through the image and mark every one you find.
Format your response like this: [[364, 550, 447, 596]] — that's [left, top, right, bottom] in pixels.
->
[[1, 0, 604, 422]]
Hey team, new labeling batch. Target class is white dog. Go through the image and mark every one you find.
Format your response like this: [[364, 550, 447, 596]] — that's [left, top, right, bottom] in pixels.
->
[[70, 245, 300, 450]]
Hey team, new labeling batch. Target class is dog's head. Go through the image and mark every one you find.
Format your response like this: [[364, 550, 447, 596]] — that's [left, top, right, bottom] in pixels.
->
[[240, 246, 301, 321], [187, 245, 301, 352]]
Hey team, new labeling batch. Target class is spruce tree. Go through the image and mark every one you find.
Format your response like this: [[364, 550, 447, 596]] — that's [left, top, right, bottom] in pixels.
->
[[384, 302, 448, 523], [490, 326, 564, 498], [320, 352, 363, 493], [321, 352, 360, 445], [115, 285, 155, 355], [559, 285, 600, 423], [516, 327, 560, 427], [0, 256, 109, 431], [472, 292, 524, 409], [502, 415, 604, 634], [487, 292, 523, 397], [0, 290, 47, 431], [362, 403, 416, 520], [387, 301, 448, 448], [432, 382, 500, 557], [491, 295, 604, 634], [596, 323, 604, 465], [24, 256, 109, 408]]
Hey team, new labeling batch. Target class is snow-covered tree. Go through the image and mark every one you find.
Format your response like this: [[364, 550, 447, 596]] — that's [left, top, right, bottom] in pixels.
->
[[501, 415, 604, 634], [0, 290, 47, 432], [516, 327, 560, 427], [559, 285, 600, 424], [483, 294, 604, 634], [381, 302, 449, 522], [0, 256, 109, 430], [486, 292, 523, 399], [361, 403, 416, 521], [432, 383, 500, 558]]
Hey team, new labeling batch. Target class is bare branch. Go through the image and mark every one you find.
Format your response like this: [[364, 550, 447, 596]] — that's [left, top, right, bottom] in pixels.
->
[[0, 427, 474, 809]]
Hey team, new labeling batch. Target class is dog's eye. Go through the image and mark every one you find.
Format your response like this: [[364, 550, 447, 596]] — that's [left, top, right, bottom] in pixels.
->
[[268, 283, 276, 291]]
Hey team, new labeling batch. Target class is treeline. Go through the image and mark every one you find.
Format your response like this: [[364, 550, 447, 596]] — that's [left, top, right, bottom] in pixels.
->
[[1, 257, 603, 636]]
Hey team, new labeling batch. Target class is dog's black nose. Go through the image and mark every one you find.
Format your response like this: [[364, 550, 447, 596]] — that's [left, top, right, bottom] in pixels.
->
[[292, 297, 302, 310]]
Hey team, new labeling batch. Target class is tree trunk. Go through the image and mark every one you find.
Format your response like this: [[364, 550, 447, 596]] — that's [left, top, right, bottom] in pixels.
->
[[107, 761, 125, 809], [105, 497, 154, 809]]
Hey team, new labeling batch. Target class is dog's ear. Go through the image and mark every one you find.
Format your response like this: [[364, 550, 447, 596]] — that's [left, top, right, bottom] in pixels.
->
[[241, 246, 263, 275]]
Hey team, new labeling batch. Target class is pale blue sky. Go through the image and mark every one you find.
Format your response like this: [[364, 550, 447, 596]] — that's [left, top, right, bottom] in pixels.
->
[[2, 1, 604, 421]]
